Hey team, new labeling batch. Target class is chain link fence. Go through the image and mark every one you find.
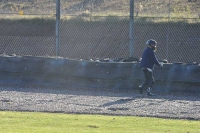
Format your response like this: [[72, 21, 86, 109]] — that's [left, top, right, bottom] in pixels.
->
[[0, 0, 56, 57], [0, 0, 200, 63]]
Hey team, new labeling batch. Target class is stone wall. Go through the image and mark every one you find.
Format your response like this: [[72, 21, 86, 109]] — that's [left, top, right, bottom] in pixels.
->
[[0, 55, 199, 93]]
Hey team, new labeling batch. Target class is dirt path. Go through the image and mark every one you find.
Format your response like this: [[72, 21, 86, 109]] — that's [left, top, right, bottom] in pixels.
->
[[0, 84, 199, 120]]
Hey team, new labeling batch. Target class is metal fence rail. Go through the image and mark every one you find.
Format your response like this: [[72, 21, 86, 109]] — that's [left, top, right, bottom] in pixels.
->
[[0, 0, 200, 63]]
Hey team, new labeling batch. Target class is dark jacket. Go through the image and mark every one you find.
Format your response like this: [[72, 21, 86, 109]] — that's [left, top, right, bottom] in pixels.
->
[[140, 47, 161, 69]]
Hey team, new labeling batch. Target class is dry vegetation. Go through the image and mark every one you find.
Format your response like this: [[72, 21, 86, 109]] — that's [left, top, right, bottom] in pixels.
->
[[0, 0, 199, 18]]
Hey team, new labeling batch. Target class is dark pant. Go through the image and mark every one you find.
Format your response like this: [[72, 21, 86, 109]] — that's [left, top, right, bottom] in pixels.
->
[[140, 68, 155, 89]]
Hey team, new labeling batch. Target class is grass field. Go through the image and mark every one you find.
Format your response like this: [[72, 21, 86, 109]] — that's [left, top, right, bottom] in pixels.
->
[[0, 111, 199, 133]]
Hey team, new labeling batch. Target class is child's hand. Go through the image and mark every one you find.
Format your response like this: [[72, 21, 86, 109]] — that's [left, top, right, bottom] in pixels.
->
[[160, 63, 163, 68]]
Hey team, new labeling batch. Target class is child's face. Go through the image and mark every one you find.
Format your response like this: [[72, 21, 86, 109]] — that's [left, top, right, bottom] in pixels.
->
[[150, 44, 156, 50]]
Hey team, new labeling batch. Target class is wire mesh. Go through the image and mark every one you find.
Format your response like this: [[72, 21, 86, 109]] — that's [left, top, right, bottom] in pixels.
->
[[0, 0, 56, 15], [0, 0, 56, 57], [59, 0, 130, 59], [59, 16, 130, 59], [0, 0, 199, 63]]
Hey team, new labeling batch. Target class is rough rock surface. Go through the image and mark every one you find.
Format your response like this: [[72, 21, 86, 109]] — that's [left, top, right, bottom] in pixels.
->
[[0, 84, 199, 120]]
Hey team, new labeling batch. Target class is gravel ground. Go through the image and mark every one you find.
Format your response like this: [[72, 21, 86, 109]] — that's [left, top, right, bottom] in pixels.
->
[[0, 84, 200, 120]]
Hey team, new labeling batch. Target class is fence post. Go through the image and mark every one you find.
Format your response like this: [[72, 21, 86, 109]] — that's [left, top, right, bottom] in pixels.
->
[[166, 0, 171, 60], [129, 0, 134, 57], [56, 0, 60, 56]]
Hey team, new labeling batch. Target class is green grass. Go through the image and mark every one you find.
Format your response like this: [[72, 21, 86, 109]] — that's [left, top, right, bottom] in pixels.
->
[[0, 111, 199, 133]]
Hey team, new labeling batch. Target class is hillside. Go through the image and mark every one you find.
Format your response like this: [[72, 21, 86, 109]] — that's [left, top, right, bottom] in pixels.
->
[[0, 0, 199, 18]]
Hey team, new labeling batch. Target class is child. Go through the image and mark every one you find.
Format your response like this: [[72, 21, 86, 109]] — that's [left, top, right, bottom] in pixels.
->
[[139, 39, 163, 96]]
